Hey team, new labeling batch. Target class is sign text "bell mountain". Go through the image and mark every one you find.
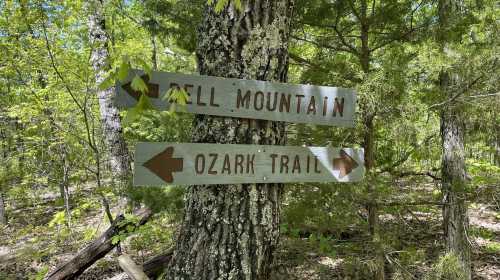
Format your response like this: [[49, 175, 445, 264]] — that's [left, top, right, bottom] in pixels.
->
[[116, 70, 356, 127]]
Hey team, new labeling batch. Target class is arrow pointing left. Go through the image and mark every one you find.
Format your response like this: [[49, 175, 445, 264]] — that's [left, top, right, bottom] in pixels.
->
[[122, 75, 159, 100], [143, 147, 183, 183]]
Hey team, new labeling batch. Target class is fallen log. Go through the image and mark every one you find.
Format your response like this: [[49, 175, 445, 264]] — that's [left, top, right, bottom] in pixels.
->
[[44, 208, 153, 280], [107, 250, 174, 280], [142, 248, 173, 278], [118, 254, 149, 280]]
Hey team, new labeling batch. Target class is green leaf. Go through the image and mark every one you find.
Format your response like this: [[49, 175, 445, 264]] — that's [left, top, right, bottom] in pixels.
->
[[48, 211, 66, 228], [136, 57, 153, 79], [137, 93, 153, 111], [163, 87, 189, 113], [234, 0, 242, 11], [123, 107, 140, 125], [111, 235, 121, 245], [98, 74, 115, 90], [126, 225, 135, 232], [208, 0, 242, 13], [215, 0, 226, 12], [123, 94, 153, 125], [32, 265, 49, 280], [117, 60, 130, 82], [130, 75, 148, 93]]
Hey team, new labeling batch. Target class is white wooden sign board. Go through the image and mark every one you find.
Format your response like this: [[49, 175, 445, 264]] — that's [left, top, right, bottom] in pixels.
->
[[116, 70, 357, 127], [134, 143, 364, 186]]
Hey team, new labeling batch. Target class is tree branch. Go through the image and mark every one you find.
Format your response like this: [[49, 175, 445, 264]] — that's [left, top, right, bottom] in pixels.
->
[[467, 92, 500, 99], [379, 134, 436, 173], [291, 35, 354, 53], [395, 170, 441, 181], [428, 74, 484, 110]]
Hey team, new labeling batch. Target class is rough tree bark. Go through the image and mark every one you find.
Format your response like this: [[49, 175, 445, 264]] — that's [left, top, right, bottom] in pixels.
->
[[440, 84, 471, 279], [438, 0, 471, 278], [166, 1, 294, 279], [87, 0, 131, 182]]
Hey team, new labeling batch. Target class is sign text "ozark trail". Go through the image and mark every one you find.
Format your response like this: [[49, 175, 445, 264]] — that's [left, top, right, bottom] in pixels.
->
[[134, 143, 365, 186]]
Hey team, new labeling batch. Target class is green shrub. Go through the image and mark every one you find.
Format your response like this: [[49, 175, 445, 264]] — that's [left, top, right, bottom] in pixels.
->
[[424, 253, 467, 280]]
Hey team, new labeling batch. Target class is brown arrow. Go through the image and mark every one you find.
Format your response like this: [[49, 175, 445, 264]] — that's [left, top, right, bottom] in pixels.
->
[[122, 75, 159, 100], [333, 149, 358, 178], [143, 147, 183, 183]]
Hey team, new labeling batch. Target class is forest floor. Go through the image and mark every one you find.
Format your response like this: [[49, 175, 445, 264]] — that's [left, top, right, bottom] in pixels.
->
[[0, 183, 499, 280]]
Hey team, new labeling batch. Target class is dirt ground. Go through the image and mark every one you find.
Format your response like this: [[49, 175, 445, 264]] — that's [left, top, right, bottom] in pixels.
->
[[0, 189, 498, 280]]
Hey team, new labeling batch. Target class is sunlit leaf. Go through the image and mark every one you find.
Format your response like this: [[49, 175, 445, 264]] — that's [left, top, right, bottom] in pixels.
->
[[123, 94, 153, 125], [130, 74, 148, 93], [117, 60, 130, 82], [207, 0, 242, 13], [137, 57, 153, 79], [215, 0, 226, 12]]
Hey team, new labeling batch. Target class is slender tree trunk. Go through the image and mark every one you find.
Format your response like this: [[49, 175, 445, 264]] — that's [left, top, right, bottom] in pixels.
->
[[364, 113, 384, 280], [151, 34, 158, 71], [440, 105, 471, 279], [494, 121, 500, 166], [1, 122, 7, 159], [439, 70, 471, 278], [438, 1, 471, 278], [359, 2, 384, 277], [0, 125, 7, 225], [59, 146, 71, 226], [14, 118, 25, 178], [0, 192, 6, 225], [87, 0, 131, 183], [167, 2, 294, 279], [39, 72, 72, 223], [363, 114, 376, 235]]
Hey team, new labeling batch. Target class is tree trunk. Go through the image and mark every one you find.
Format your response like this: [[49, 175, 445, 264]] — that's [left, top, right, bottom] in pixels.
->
[[440, 103, 471, 278], [59, 146, 71, 226], [0, 192, 6, 225], [438, 1, 471, 278], [364, 113, 384, 280], [39, 72, 72, 225], [151, 34, 158, 71], [0, 125, 7, 225], [359, 2, 384, 276], [87, 0, 131, 183], [167, 1, 294, 279], [439, 79, 471, 279], [494, 121, 500, 166]]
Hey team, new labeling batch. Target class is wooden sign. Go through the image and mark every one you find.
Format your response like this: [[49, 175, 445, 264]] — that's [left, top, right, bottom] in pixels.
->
[[134, 143, 364, 186], [116, 70, 357, 127]]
